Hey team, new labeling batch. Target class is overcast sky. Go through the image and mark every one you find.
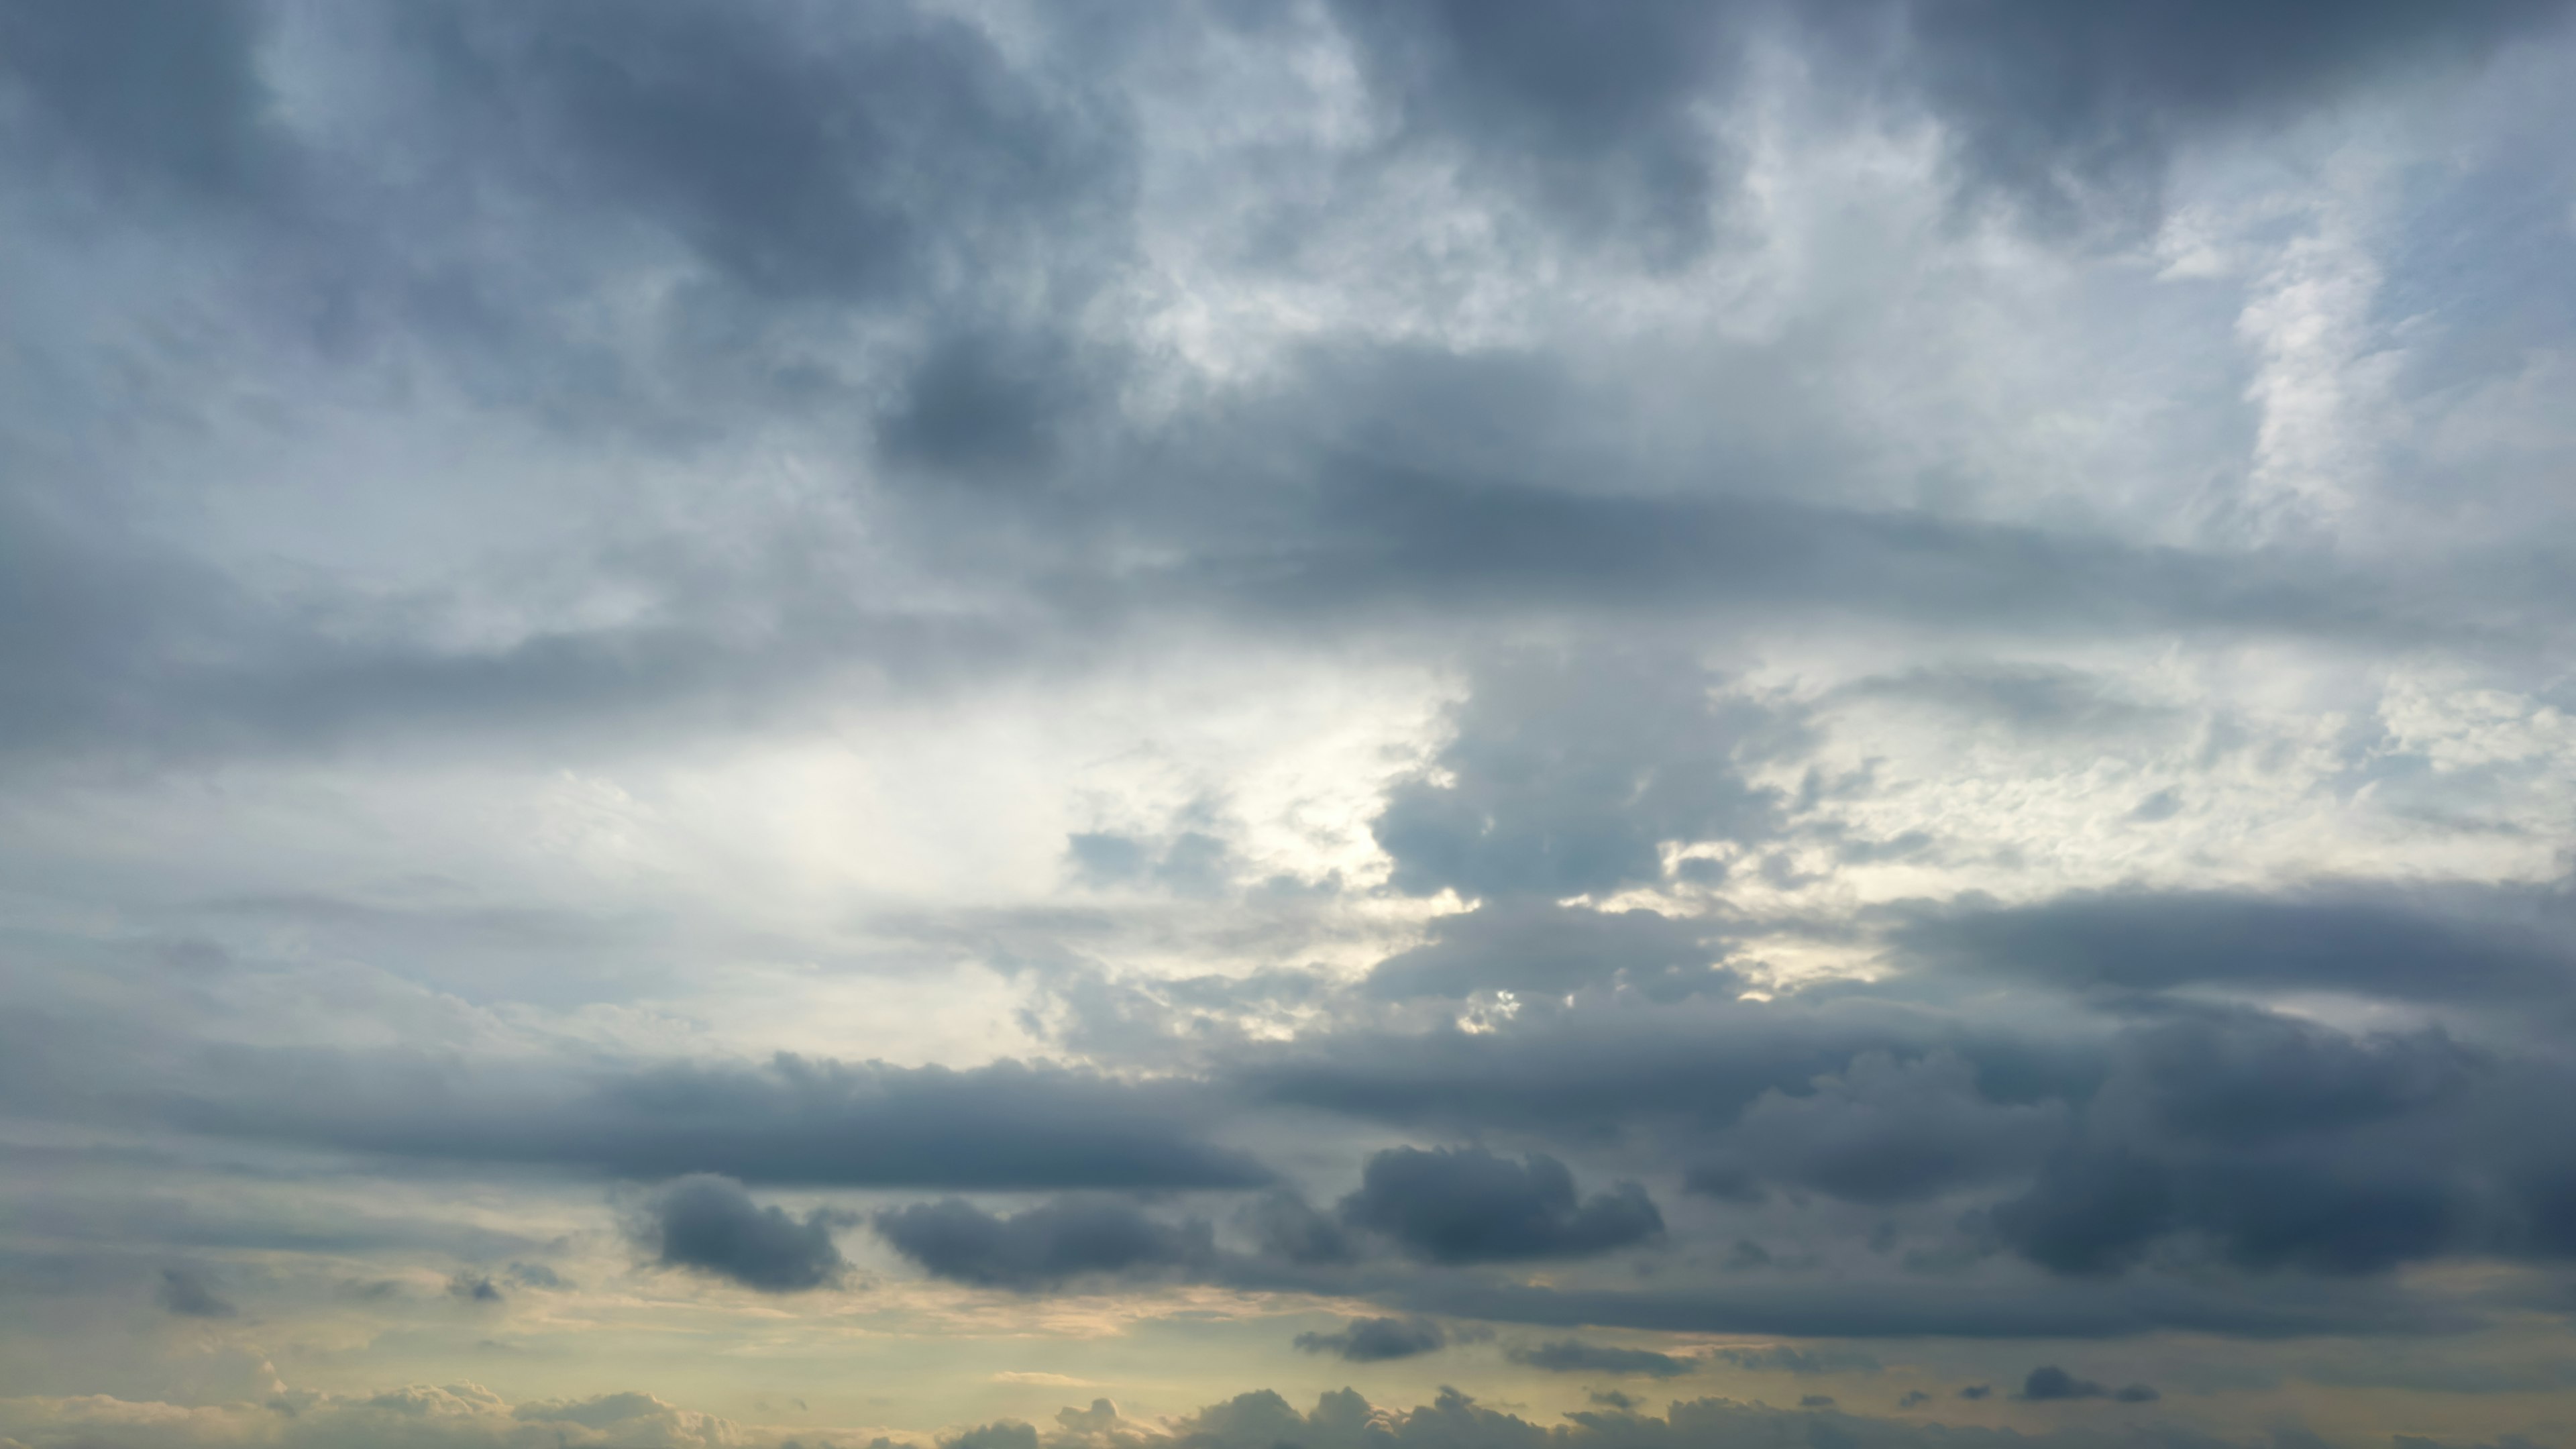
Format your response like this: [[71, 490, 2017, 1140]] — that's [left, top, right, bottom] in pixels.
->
[[7, 3, 2576, 1448]]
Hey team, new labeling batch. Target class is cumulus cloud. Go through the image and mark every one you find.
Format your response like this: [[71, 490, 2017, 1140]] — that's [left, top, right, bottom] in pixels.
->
[[632, 1175, 851, 1293]]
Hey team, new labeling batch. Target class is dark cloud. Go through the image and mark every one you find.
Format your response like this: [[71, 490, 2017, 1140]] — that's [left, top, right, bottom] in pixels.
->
[[633, 1175, 851, 1293], [1894, 886, 2576, 1004], [402, 0, 1132, 307], [2017, 1366, 2158, 1404], [1983, 1010, 2573, 1277], [1800, 1395, 1836, 1408], [1706, 1051, 2067, 1205], [154, 1266, 237, 1319], [1588, 1391, 1639, 1411], [1959, 1385, 1992, 1400], [871, 1196, 1213, 1291], [1338, 1146, 1664, 1263], [1233, 996, 1912, 1136], [1326, 0, 1744, 266], [0, 0, 282, 201], [1294, 1316, 1450, 1362], [1842, 0, 2576, 235], [1508, 1339, 1694, 1379], [1897, 1391, 1931, 1408], [1240, 1190, 1362, 1267], [165, 1051, 1272, 1190]]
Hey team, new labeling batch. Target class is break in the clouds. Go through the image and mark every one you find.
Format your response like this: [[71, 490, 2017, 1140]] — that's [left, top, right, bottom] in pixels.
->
[[9, 2, 2576, 1447]]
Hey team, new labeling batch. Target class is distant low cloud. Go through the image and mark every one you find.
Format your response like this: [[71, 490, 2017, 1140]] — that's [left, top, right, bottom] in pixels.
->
[[635, 1175, 851, 1293], [2019, 1366, 2159, 1403], [154, 1267, 236, 1319], [1293, 1317, 1450, 1363], [1507, 1339, 1693, 1379], [446, 1272, 503, 1303]]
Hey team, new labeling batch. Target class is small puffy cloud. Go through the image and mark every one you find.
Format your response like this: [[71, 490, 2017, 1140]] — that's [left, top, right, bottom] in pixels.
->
[[635, 1175, 851, 1293], [1338, 1146, 1664, 1263]]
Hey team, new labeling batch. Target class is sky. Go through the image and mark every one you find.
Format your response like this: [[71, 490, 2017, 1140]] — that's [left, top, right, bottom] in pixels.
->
[[6, 1, 2576, 1447]]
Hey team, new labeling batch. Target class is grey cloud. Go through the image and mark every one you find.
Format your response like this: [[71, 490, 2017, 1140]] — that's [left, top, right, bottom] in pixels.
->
[[446, 1271, 503, 1303], [1711, 1346, 1882, 1375], [163, 1050, 1272, 1190], [635, 1174, 851, 1293], [2018, 1366, 2158, 1404], [1371, 649, 1787, 903], [1703, 1051, 2069, 1205], [1170, 1385, 2263, 1449], [1231, 996, 1928, 1135], [154, 1266, 237, 1319], [1242, 1191, 1361, 1267], [1982, 1012, 2561, 1277], [1326, 0, 1745, 266], [504, 1261, 564, 1289], [1363, 904, 1739, 1002], [1507, 1339, 1694, 1379], [1293, 1316, 1450, 1362], [0, 0, 282, 202], [400, 0, 1132, 306], [1390, 1271, 2449, 1341], [1832, 664, 2182, 739], [871, 1196, 1214, 1291], [1894, 886, 2576, 1004], [1338, 1146, 1664, 1263], [1839, 0, 2576, 235]]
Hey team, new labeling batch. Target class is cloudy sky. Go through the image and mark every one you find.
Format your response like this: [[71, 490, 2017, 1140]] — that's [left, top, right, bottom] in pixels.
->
[[7, 2, 2576, 1448]]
